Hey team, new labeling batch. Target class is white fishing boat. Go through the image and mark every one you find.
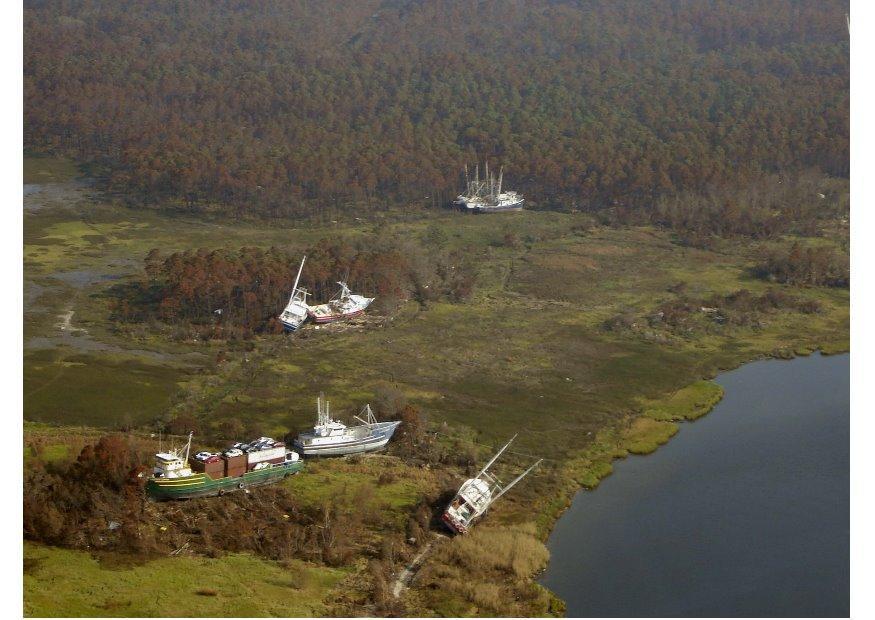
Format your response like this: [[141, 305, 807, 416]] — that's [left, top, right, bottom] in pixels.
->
[[441, 435, 542, 534], [307, 281, 374, 323], [293, 394, 401, 456], [279, 256, 310, 331], [453, 162, 524, 213]]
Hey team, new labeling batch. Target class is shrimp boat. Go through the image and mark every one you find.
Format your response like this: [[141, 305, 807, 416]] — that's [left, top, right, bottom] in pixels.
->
[[307, 281, 374, 323], [278, 256, 311, 331], [441, 435, 542, 534], [293, 394, 401, 456], [145, 432, 303, 500], [453, 162, 524, 213]]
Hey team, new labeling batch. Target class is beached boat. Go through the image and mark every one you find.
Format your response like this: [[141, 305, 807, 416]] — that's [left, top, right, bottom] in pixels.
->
[[453, 162, 524, 213], [278, 256, 311, 331], [307, 281, 374, 323], [442, 435, 541, 534], [293, 394, 401, 456], [146, 433, 303, 500]]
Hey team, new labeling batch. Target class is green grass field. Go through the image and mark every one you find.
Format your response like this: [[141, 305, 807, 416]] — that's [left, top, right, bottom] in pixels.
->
[[24, 543, 348, 617]]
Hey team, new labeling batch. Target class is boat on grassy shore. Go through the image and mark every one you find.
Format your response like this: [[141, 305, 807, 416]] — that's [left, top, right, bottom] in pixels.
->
[[442, 435, 541, 534], [307, 281, 374, 323], [146, 433, 303, 500], [278, 256, 311, 331], [453, 161, 524, 213], [293, 394, 401, 456]]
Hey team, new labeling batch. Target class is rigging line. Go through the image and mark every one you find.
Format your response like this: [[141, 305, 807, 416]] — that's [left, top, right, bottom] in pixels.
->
[[427, 430, 561, 463]]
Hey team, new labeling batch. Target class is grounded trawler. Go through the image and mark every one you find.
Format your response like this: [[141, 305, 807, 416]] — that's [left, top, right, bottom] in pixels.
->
[[453, 162, 524, 212], [145, 432, 303, 500], [307, 281, 374, 323], [293, 394, 401, 456], [279, 256, 311, 331], [442, 435, 541, 534]]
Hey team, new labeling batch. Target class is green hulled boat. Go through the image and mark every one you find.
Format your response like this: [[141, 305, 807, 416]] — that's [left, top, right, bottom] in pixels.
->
[[146, 433, 304, 501]]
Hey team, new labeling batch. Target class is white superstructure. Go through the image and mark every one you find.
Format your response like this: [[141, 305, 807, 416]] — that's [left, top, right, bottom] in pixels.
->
[[279, 256, 311, 331], [307, 282, 374, 323], [152, 432, 194, 479]]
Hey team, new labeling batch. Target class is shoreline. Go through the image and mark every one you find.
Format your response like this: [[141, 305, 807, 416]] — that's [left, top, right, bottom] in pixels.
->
[[531, 343, 850, 616]]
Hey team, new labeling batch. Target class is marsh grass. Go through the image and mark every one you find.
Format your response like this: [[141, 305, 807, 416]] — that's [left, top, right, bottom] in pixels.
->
[[641, 380, 724, 422]]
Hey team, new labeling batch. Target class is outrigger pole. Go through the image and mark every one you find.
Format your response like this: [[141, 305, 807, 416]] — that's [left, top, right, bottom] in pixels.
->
[[492, 458, 543, 503], [291, 256, 306, 297], [475, 434, 517, 480]]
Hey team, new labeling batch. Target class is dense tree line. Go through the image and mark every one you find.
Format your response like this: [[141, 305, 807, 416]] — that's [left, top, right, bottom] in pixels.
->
[[25, 0, 848, 219], [111, 233, 477, 337]]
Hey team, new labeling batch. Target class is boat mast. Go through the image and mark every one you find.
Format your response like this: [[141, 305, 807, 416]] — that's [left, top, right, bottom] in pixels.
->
[[498, 166, 503, 195], [317, 393, 330, 426], [354, 404, 377, 426], [184, 431, 193, 463], [292, 256, 306, 295]]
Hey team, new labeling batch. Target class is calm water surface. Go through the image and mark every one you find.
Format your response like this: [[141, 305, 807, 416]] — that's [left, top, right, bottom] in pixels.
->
[[541, 353, 849, 617]]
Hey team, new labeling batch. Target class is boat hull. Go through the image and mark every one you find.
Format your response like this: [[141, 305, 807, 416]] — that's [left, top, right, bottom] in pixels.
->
[[471, 199, 525, 213], [441, 511, 470, 535], [309, 309, 365, 324], [146, 460, 304, 500], [294, 421, 401, 456]]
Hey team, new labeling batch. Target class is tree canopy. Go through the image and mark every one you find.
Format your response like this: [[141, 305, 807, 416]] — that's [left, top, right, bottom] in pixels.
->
[[25, 0, 848, 216]]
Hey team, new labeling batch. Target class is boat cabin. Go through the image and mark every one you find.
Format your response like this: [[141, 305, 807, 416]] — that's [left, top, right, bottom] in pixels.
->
[[153, 452, 192, 479]]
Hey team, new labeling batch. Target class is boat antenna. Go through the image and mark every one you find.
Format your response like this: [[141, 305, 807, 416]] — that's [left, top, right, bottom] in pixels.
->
[[475, 434, 517, 480], [492, 459, 543, 503]]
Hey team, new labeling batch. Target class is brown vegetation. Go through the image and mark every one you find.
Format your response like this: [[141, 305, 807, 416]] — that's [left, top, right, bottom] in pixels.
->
[[419, 523, 552, 615], [110, 234, 478, 339], [754, 242, 849, 288], [25, 1, 847, 222], [23, 435, 417, 573], [605, 287, 824, 336]]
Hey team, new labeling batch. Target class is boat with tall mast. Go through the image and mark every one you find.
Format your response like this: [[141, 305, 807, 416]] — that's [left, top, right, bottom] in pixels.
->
[[279, 256, 310, 331], [293, 394, 401, 456], [307, 281, 374, 323], [453, 161, 525, 213], [441, 435, 542, 534]]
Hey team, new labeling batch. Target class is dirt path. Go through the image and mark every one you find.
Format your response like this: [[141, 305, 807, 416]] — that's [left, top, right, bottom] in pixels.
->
[[391, 533, 447, 598]]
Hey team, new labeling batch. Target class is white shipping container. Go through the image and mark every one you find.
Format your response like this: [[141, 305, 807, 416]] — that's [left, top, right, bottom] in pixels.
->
[[246, 446, 286, 464]]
